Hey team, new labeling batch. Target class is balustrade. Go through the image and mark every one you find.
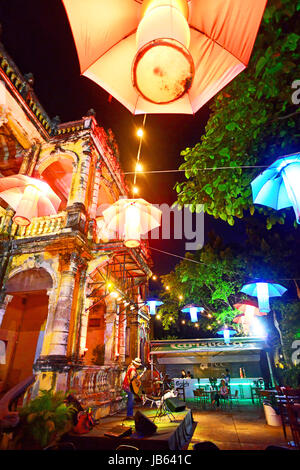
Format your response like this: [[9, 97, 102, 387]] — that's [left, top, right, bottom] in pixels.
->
[[0, 209, 67, 238]]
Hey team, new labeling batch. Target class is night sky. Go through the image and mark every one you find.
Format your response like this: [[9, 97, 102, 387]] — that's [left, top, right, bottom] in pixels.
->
[[0, 0, 248, 282]]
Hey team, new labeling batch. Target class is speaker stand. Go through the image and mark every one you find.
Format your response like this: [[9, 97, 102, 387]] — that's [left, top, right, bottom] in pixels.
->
[[153, 398, 175, 423]]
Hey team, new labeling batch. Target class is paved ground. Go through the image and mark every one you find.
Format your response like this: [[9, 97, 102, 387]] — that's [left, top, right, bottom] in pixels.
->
[[187, 399, 292, 450]]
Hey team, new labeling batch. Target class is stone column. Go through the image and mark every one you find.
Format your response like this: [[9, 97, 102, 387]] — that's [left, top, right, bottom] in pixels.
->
[[0, 294, 13, 327], [129, 309, 140, 361], [68, 264, 88, 361], [46, 253, 79, 358], [1, 208, 14, 237], [118, 307, 127, 364], [66, 150, 92, 233], [68, 146, 93, 209], [78, 281, 93, 359], [104, 298, 117, 364]]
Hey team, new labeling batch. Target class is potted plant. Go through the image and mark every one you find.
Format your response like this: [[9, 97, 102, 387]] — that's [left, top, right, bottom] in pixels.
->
[[12, 389, 76, 450]]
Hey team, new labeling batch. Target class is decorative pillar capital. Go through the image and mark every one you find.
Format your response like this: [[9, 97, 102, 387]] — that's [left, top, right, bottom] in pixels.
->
[[0, 293, 13, 327]]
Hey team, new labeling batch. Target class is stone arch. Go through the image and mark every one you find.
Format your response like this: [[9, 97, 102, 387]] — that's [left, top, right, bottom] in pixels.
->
[[5, 268, 52, 293], [34, 151, 79, 175], [7, 258, 58, 292], [1, 266, 54, 389], [34, 151, 79, 209]]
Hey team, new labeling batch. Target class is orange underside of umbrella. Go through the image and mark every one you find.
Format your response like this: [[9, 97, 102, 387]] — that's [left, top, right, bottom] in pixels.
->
[[62, 0, 267, 114], [234, 300, 267, 317], [0, 174, 61, 226]]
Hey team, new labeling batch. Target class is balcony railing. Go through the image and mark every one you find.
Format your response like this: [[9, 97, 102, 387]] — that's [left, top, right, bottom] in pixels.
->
[[14, 212, 67, 238], [0, 208, 67, 238]]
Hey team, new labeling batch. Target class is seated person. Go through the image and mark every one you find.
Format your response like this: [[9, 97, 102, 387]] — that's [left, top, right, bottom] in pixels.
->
[[186, 371, 194, 379], [212, 379, 229, 407]]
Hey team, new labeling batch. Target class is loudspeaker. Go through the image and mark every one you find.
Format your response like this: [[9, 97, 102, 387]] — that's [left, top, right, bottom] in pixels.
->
[[165, 398, 186, 412], [104, 425, 132, 438], [134, 411, 157, 437]]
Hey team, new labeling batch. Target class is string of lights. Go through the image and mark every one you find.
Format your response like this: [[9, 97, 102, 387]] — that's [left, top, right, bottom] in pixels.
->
[[149, 246, 205, 265], [149, 247, 300, 282], [132, 113, 147, 195], [125, 165, 269, 175]]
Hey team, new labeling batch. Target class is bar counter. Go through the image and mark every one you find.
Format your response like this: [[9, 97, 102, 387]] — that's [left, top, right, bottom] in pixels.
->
[[173, 378, 262, 399]]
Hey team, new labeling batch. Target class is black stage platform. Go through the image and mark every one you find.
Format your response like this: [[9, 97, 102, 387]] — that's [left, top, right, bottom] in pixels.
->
[[61, 407, 196, 450]]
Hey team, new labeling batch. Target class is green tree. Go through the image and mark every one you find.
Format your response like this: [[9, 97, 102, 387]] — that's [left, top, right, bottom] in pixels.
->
[[158, 234, 247, 333], [157, 227, 300, 346], [175, 0, 300, 229]]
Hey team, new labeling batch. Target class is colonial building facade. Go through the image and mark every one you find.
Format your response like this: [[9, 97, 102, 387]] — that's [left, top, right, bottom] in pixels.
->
[[0, 42, 151, 416]]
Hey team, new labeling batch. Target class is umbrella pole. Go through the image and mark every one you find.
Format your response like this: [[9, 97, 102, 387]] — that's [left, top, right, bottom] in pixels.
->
[[266, 351, 276, 388]]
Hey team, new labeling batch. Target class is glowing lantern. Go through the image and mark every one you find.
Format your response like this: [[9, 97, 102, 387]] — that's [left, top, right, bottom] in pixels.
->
[[146, 298, 163, 316], [62, 0, 267, 114], [0, 174, 61, 226], [124, 203, 141, 247], [251, 153, 300, 224], [133, 0, 193, 104], [217, 324, 236, 344], [251, 316, 267, 338], [102, 198, 162, 248], [240, 281, 287, 314], [181, 304, 204, 323]]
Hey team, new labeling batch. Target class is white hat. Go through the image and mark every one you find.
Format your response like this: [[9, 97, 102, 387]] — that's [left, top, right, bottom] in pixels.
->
[[132, 357, 142, 367]]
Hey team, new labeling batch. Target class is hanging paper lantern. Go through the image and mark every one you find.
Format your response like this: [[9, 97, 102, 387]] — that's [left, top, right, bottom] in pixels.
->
[[0, 174, 61, 226], [240, 281, 287, 313], [102, 198, 162, 248], [146, 298, 163, 316], [217, 324, 236, 344], [62, 0, 267, 114], [251, 153, 300, 224], [181, 303, 204, 323], [133, 0, 193, 104]]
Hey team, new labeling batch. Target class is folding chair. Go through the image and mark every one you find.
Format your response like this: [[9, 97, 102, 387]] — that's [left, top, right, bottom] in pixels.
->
[[229, 389, 239, 409]]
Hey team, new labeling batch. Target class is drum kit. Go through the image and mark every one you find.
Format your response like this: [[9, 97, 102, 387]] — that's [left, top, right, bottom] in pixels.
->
[[141, 370, 176, 422]]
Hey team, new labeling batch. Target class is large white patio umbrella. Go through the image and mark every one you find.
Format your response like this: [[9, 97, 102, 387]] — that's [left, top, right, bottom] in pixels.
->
[[102, 198, 162, 248], [0, 174, 61, 226], [62, 0, 267, 114]]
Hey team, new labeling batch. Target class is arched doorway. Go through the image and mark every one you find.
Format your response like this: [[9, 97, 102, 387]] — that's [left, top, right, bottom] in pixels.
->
[[37, 157, 75, 210], [84, 301, 106, 365], [0, 268, 52, 390]]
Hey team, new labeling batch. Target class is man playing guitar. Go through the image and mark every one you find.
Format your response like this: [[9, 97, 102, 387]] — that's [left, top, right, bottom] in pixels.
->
[[122, 357, 146, 420]]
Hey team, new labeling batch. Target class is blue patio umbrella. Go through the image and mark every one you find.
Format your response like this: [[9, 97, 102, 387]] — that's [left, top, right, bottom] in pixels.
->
[[181, 304, 204, 323], [240, 281, 287, 313], [217, 324, 237, 344], [251, 153, 300, 224], [146, 298, 163, 316]]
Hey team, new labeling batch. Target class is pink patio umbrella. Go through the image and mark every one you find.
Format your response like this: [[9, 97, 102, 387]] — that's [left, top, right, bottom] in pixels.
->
[[62, 0, 267, 114], [233, 300, 267, 335], [0, 174, 61, 226], [102, 198, 162, 248]]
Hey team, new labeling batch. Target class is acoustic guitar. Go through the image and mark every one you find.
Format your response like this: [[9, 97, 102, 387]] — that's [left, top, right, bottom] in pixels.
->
[[130, 367, 147, 396]]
